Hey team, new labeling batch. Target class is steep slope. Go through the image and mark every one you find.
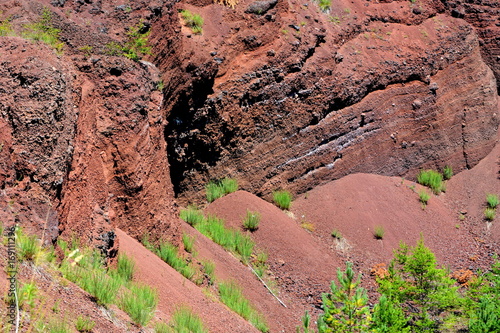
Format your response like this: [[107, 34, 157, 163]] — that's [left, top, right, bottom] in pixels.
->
[[116, 228, 260, 333]]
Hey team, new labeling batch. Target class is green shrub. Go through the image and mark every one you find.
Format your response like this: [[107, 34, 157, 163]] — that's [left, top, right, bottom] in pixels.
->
[[374, 226, 385, 240], [243, 210, 261, 231], [486, 194, 499, 209], [417, 170, 443, 194], [123, 21, 152, 61], [75, 315, 95, 332], [331, 229, 342, 240], [120, 283, 158, 326], [485, 208, 495, 221], [22, 8, 64, 53], [171, 306, 208, 333], [180, 10, 204, 34], [235, 233, 254, 264], [442, 165, 453, 180], [419, 190, 430, 206], [180, 205, 205, 226], [318, 262, 371, 332], [272, 190, 292, 210], [371, 295, 409, 332], [205, 178, 238, 202], [182, 233, 195, 253]]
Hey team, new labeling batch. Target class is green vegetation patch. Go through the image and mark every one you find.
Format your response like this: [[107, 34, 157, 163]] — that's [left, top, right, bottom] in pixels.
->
[[417, 169, 444, 194], [219, 281, 269, 332], [272, 190, 292, 210], [206, 177, 238, 203], [180, 10, 204, 34], [22, 8, 64, 53]]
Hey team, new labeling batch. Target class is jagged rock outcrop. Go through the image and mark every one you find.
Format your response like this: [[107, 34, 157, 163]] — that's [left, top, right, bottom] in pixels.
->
[[153, 0, 499, 201]]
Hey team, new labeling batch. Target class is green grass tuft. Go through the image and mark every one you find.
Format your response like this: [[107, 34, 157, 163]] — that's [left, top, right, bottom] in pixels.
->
[[417, 169, 444, 194], [22, 7, 64, 53], [206, 178, 238, 202], [419, 189, 430, 206], [272, 190, 292, 210], [119, 283, 158, 326], [442, 165, 453, 180], [114, 252, 136, 282], [180, 205, 205, 226], [180, 10, 204, 34], [75, 315, 95, 332], [486, 194, 499, 209], [182, 233, 195, 253], [485, 208, 496, 221], [219, 281, 269, 332], [318, 0, 331, 12], [171, 306, 209, 333], [374, 226, 385, 240], [243, 210, 261, 231], [16, 228, 41, 262], [80, 269, 121, 306]]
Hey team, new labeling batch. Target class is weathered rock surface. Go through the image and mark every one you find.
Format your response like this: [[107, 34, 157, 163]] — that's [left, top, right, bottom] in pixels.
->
[[153, 0, 499, 202], [0, 1, 180, 253]]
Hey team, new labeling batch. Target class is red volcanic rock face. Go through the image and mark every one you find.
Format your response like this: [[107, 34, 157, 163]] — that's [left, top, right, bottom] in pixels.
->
[[153, 0, 499, 202], [0, 0, 497, 252], [0, 2, 181, 254]]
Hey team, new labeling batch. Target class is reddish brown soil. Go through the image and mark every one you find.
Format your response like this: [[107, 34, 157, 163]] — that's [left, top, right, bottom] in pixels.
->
[[116, 228, 259, 333]]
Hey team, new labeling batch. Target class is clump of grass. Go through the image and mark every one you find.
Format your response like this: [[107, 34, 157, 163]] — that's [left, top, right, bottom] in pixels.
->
[[80, 270, 121, 306], [443, 165, 453, 180], [331, 229, 342, 240], [180, 205, 205, 226], [374, 226, 385, 240], [485, 208, 496, 221], [317, 0, 331, 12], [417, 169, 444, 194], [119, 283, 158, 326], [16, 228, 41, 262], [180, 9, 204, 34], [22, 7, 64, 53], [219, 281, 269, 332], [75, 315, 95, 332], [419, 189, 430, 207], [154, 322, 170, 333], [113, 252, 136, 282], [182, 233, 195, 253], [171, 306, 209, 333], [272, 190, 292, 210], [205, 177, 238, 202], [486, 194, 499, 209], [196, 215, 255, 263], [202, 260, 216, 285], [243, 210, 261, 231]]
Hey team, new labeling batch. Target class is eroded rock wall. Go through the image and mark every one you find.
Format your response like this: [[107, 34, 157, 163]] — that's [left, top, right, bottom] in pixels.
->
[[0, 0, 180, 253], [153, 0, 499, 201]]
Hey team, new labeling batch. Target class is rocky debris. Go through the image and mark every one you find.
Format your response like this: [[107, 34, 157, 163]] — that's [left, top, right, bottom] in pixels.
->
[[245, 0, 278, 15]]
